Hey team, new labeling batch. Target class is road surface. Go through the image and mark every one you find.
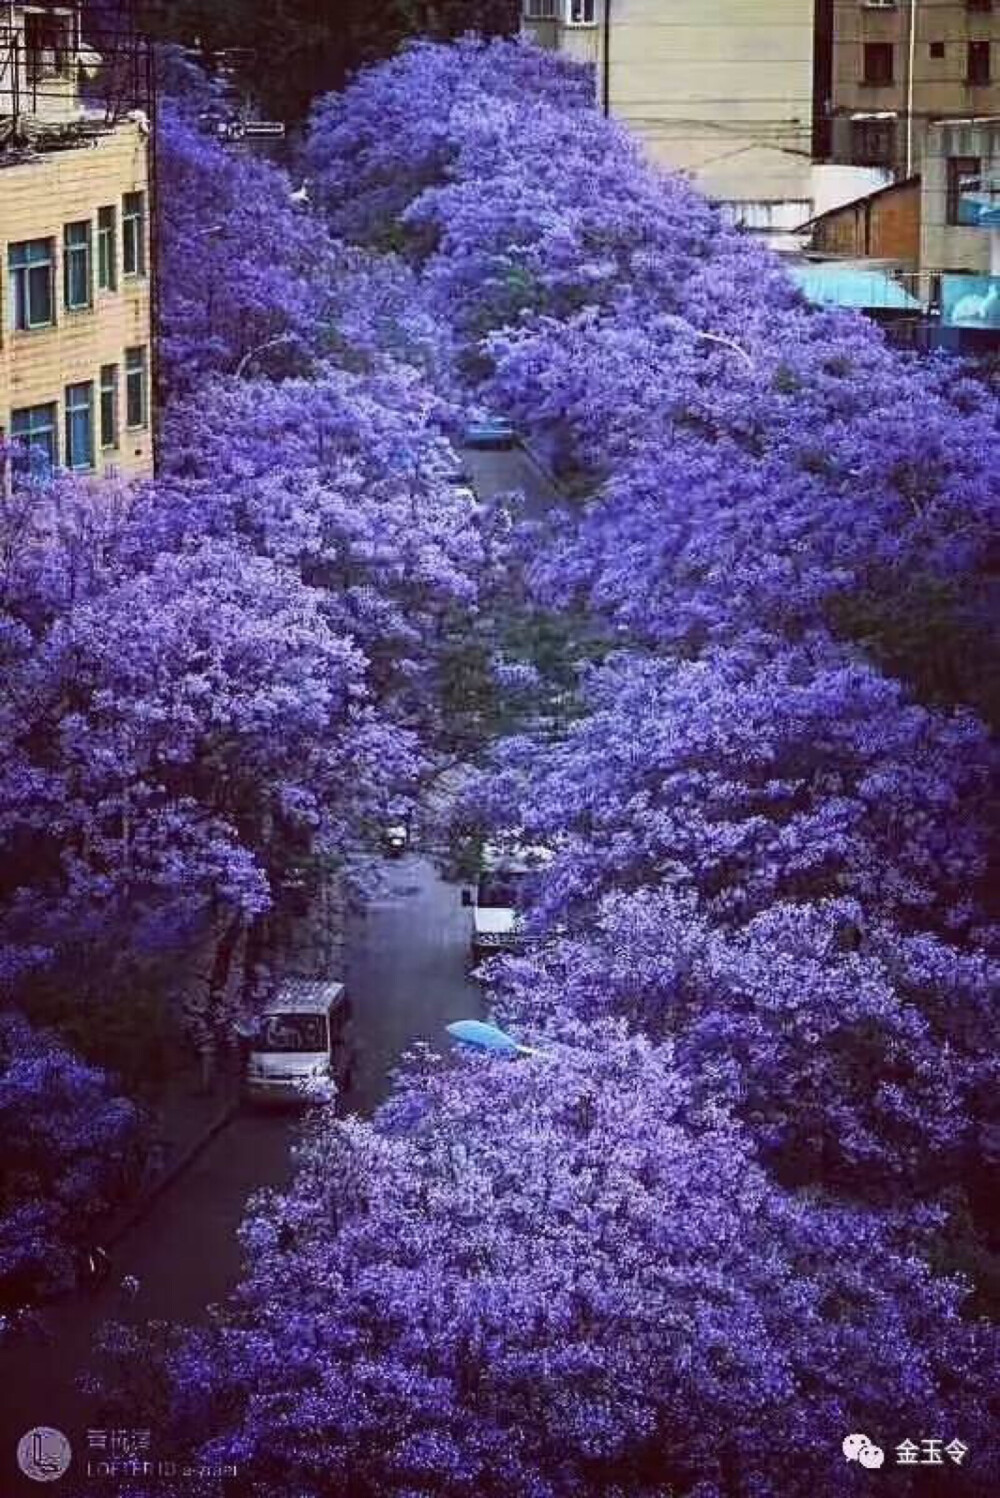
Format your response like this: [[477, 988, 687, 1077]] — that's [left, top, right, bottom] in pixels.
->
[[0, 439, 560, 1493], [0, 856, 482, 1496], [461, 440, 562, 520]]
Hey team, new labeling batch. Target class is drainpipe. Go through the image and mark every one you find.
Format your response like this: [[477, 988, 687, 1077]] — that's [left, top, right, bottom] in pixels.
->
[[905, 0, 917, 176], [602, 0, 612, 117]]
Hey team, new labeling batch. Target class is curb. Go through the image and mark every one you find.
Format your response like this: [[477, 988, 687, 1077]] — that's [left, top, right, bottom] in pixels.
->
[[105, 1093, 240, 1248], [520, 434, 574, 503], [519, 436, 570, 502]]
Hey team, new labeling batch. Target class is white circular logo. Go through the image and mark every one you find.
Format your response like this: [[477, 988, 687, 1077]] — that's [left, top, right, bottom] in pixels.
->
[[16, 1428, 72, 1483]]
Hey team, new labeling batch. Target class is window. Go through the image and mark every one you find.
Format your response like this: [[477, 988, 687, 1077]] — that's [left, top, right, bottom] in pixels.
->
[[97, 206, 117, 291], [11, 403, 58, 470], [929, 41, 946, 60], [524, 0, 558, 15], [100, 364, 119, 450], [863, 42, 894, 85], [23, 11, 71, 85], [967, 41, 991, 85], [566, 0, 597, 23], [63, 221, 92, 310], [947, 155, 981, 224], [125, 347, 148, 429], [8, 239, 55, 330], [65, 382, 94, 470], [851, 118, 896, 167], [966, 0, 992, 13], [122, 191, 147, 277]]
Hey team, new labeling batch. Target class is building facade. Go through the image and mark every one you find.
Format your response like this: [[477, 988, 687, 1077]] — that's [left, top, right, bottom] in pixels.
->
[[523, 0, 819, 241], [920, 116, 1000, 282], [0, 2, 155, 481], [822, 0, 1000, 178]]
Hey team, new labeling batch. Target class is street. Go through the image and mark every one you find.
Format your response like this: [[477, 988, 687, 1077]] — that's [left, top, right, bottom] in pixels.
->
[[461, 440, 562, 521], [0, 439, 560, 1495], [0, 856, 483, 1496]]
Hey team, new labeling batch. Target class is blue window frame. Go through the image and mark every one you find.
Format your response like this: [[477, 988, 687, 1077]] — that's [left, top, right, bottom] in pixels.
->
[[11, 403, 58, 470], [64, 381, 94, 470], [100, 364, 119, 449], [64, 220, 93, 310], [97, 206, 117, 291], [9, 239, 55, 330], [122, 191, 147, 278], [125, 346, 148, 429]]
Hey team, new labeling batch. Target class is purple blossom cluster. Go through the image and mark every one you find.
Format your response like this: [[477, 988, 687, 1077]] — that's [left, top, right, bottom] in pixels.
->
[[0, 1010, 141, 1314], [116, 1036, 995, 1497], [0, 62, 483, 1311], [100, 36, 1000, 1498]]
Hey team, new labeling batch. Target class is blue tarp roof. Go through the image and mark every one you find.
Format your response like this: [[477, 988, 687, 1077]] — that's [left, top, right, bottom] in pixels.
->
[[789, 265, 923, 311]]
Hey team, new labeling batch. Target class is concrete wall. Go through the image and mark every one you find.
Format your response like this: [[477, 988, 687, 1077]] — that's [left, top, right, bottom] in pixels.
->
[[830, 0, 1000, 176], [0, 120, 154, 479], [813, 177, 921, 266], [525, 0, 816, 212]]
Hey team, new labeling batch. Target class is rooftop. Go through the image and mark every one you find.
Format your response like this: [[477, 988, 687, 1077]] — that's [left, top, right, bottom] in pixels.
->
[[0, 5, 153, 162], [267, 980, 347, 1015]]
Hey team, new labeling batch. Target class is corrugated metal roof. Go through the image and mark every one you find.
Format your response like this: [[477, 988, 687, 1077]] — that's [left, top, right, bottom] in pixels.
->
[[789, 265, 923, 311]]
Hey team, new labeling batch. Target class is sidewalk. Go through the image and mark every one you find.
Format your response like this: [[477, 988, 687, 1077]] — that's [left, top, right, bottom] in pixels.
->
[[104, 1055, 240, 1248]]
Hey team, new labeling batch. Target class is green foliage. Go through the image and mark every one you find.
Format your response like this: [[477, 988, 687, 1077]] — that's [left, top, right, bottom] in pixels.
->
[[830, 572, 1000, 731], [140, 0, 520, 123]]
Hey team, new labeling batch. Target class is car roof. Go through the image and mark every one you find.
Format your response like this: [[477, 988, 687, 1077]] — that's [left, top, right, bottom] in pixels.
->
[[266, 979, 346, 1014], [482, 841, 553, 873]]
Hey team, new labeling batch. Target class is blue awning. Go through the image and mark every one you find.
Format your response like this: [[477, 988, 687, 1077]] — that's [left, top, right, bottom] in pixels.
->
[[789, 265, 923, 311]]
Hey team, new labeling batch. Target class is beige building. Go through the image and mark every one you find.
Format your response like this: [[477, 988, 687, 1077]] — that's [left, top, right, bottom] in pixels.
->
[[0, 1, 154, 481], [920, 116, 1000, 285], [523, 0, 819, 240], [824, 0, 1000, 178]]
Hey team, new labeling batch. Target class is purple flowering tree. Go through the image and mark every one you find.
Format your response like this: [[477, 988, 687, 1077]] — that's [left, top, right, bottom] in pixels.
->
[[98, 1035, 997, 1496], [0, 1010, 141, 1316]]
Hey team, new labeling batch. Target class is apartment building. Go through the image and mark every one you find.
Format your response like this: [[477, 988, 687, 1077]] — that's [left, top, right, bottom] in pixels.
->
[[921, 116, 1000, 295], [820, 0, 1000, 177], [0, 1, 155, 481], [523, 0, 819, 242]]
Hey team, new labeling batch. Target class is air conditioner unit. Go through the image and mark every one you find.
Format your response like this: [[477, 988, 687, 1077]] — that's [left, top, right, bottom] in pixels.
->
[[861, 0, 897, 9]]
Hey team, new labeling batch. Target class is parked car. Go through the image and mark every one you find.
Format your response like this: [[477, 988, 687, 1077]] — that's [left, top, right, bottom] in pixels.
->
[[242, 979, 353, 1106], [461, 840, 553, 967], [462, 416, 517, 450], [383, 818, 410, 858]]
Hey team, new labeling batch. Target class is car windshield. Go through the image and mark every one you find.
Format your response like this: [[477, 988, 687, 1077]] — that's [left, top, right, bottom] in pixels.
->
[[254, 1013, 328, 1053], [478, 871, 540, 910]]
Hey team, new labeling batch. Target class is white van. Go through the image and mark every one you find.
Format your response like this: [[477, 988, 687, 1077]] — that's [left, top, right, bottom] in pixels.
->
[[463, 842, 553, 966], [243, 979, 352, 1105]]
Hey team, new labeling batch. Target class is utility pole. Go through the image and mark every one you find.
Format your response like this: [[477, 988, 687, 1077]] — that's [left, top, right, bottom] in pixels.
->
[[905, 0, 918, 177], [602, 0, 612, 117]]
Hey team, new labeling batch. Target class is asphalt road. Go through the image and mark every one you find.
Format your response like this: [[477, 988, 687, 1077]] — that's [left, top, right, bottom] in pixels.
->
[[0, 856, 483, 1496], [460, 441, 562, 519], [0, 440, 557, 1493]]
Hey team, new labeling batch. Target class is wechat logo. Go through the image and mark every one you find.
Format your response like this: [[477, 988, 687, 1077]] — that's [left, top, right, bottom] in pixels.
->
[[17, 1427, 72, 1483], [843, 1433, 885, 1470]]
